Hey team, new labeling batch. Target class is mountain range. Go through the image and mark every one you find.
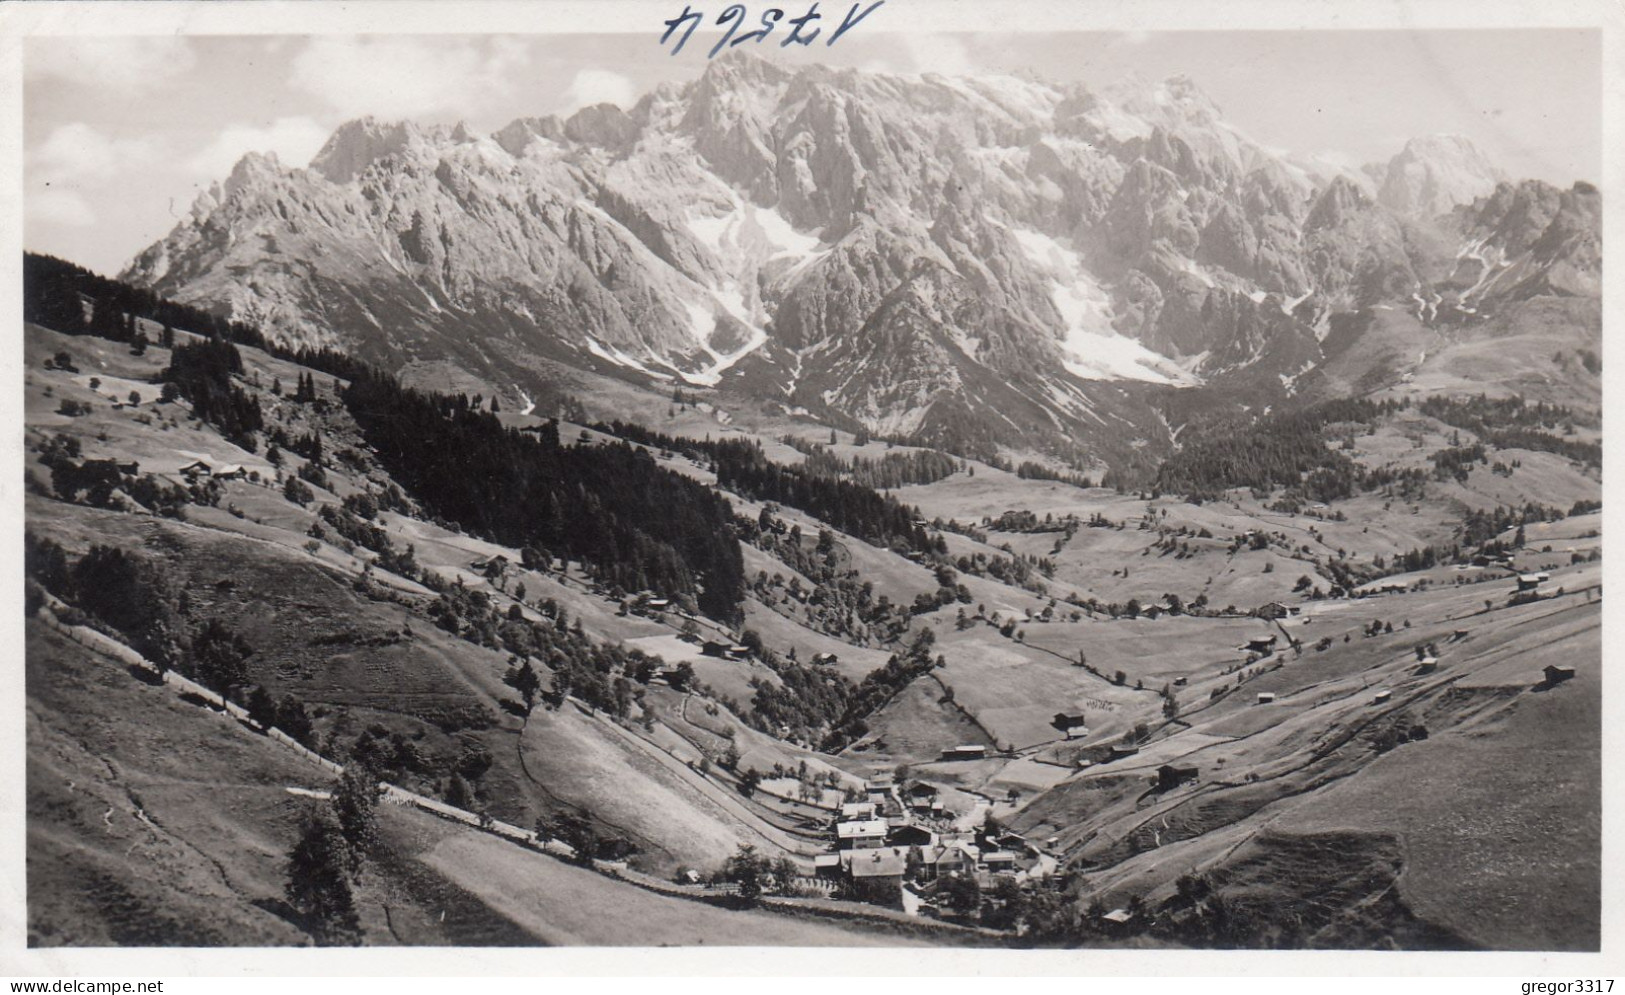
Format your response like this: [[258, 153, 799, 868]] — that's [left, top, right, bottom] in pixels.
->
[[122, 51, 1600, 469]]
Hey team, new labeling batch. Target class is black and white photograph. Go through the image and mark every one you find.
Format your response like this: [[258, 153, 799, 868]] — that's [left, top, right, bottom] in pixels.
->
[[4, 0, 1617, 972]]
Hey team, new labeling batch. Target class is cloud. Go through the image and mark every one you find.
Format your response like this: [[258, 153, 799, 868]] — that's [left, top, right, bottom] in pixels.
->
[[186, 116, 331, 177], [32, 122, 157, 182], [27, 36, 197, 95], [289, 36, 530, 122], [31, 188, 97, 227], [558, 70, 636, 114]]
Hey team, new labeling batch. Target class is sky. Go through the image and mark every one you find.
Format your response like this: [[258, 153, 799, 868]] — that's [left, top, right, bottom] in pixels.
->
[[24, 29, 1601, 276]]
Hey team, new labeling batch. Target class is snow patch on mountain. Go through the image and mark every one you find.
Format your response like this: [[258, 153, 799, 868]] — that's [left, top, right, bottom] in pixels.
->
[[587, 338, 674, 381], [1010, 226, 1196, 386]]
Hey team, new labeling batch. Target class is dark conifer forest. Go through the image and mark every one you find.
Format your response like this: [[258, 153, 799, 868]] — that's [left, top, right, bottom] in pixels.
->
[[163, 339, 265, 450], [592, 421, 942, 559], [343, 370, 747, 623]]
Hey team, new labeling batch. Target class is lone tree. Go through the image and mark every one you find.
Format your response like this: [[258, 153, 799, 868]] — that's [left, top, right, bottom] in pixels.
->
[[189, 618, 253, 695], [668, 660, 697, 692], [330, 764, 383, 876], [941, 872, 982, 915], [723, 842, 769, 902], [509, 659, 542, 714], [284, 814, 362, 946], [245, 685, 278, 729]]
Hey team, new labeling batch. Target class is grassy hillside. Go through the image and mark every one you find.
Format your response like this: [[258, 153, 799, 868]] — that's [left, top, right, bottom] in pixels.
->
[[26, 615, 903, 947]]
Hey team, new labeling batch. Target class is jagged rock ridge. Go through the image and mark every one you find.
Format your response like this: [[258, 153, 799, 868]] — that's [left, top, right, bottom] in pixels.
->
[[121, 52, 1598, 464]]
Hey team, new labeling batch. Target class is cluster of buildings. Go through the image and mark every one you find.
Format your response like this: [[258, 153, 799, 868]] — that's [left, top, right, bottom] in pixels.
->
[[178, 458, 249, 481], [810, 774, 1054, 902]]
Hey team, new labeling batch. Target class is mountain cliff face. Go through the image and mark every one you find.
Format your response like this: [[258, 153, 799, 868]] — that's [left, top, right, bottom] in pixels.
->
[[121, 52, 1599, 465], [1375, 134, 1506, 219]]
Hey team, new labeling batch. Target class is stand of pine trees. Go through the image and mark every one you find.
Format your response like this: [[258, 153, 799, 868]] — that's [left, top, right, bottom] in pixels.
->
[[1154, 398, 1401, 501], [163, 339, 265, 450], [343, 369, 746, 623], [593, 421, 945, 558]]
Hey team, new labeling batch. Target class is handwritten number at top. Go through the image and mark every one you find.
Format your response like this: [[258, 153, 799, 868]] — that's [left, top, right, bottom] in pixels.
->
[[661, 2, 886, 57]]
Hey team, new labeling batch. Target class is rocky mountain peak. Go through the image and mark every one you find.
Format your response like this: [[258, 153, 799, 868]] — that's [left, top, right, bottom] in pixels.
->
[[1376, 133, 1504, 218], [492, 116, 557, 156], [1306, 174, 1375, 230], [309, 117, 422, 184], [701, 47, 793, 86]]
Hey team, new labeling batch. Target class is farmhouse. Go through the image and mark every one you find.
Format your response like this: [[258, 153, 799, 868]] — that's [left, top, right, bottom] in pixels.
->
[[701, 640, 729, 657], [982, 850, 1018, 874], [179, 460, 212, 478], [1256, 692, 1276, 704], [1158, 764, 1198, 790], [910, 846, 971, 881], [1108, 743, 1140, 760], [846, 849, 906, 883], [1417, 656, 1439, 674], [888, 824, 935, 848], [905, 783, 938, 811], [1244, 635, 1278, 654], [1373, 689, 1393, 704], [940, 744, 988, 761], [1543, 664, 1576, 685], [840, 801, 877, 821], [1052, 712, 1090, 735], [1517, 574, 1543, 592], [836, 819, 889, 850], [214, 464, 248, 481], [987, 831, 1030, 854]]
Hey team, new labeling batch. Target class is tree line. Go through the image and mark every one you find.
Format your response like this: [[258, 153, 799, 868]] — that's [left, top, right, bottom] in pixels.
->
[[24, 251, 369, 383], [776, 435, 961, 489], [592, 421, 946, 560]]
